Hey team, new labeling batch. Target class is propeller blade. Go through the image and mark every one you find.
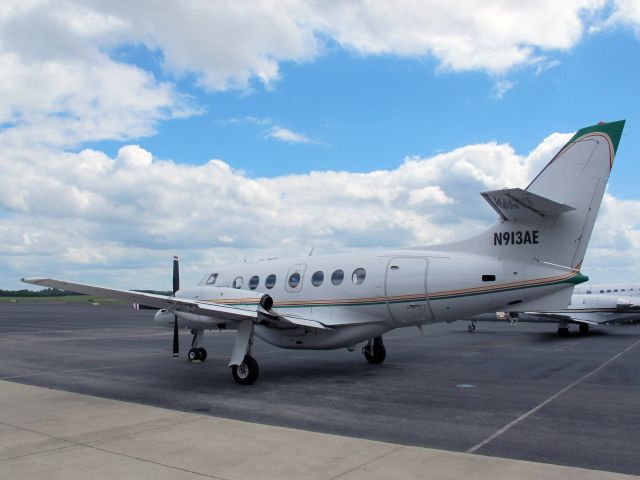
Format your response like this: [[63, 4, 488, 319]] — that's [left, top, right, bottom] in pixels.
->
[[172, 255, 180, 357], [172, 255, 180, 295], [172, 315, 179, 357]]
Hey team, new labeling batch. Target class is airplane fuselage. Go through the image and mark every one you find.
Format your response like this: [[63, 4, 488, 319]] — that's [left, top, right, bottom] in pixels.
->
[[156, 248, 582, 349]]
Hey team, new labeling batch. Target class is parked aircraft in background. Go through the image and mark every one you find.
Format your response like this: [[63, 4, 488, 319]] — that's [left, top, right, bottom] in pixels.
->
[[464, 290, 640, 335], [23, 120, 626, 384], [573, 283, 640, 296]]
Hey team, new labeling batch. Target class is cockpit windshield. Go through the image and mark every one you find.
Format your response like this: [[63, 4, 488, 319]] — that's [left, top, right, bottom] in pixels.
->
[[199, 273, 218, 286]]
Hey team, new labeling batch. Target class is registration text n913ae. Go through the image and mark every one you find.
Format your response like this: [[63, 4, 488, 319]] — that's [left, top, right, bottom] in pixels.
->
[[494, 231, 539, 246]]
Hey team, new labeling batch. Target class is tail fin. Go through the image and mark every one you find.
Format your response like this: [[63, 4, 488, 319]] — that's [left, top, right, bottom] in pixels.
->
[[525, 120, 624, 270], [441, 120, 625, 270]]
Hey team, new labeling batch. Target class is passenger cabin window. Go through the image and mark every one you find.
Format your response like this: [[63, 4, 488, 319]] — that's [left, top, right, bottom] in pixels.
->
[[331, 269, 344, 285], [614, 289, 619, 292], [248, 275, 259, 290], [586, 290, 591, 294], [607, 289, 611, 293], [265, 274, 276, 289], [600, 290, 605, 293], [482, 275, 496, 282], [206, 273, 218, 285], [232, 276, 243, 289], [352, 268, 366, 285], [311, 271, 324, 286], [288, 272, 301, 288]]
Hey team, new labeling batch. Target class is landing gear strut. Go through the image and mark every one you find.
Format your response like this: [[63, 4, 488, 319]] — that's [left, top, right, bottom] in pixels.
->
[[187, 328, 207, 362], [363, 336, 386, 364], [229, 320, 259, 385]]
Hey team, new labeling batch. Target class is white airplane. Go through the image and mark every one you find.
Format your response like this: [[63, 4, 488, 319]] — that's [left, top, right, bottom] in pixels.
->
[[573, 283, 640, 296], [464, 291, 640, 335], [23, 120, 626, 384]]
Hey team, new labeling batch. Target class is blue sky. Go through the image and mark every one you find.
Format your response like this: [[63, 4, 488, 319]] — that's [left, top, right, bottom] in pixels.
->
[[1, 1, 640, 289], [91, 30, 640, 198]]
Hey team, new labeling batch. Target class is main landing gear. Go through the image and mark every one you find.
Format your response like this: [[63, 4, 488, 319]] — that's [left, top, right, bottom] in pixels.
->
[[363, 336, 386, 364], [229, 320, 259, 385], [231, 355, 259, 385], [187, 328, 207, 362], [468, 320, 477, 332], [579, 323, 590, 335]]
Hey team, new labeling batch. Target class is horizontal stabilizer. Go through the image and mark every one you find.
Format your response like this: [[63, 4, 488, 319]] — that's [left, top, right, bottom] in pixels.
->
[[481, 188, 574, 223]]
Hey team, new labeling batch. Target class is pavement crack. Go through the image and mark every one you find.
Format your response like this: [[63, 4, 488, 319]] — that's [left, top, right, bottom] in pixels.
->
[[329, 445, 405, 480]]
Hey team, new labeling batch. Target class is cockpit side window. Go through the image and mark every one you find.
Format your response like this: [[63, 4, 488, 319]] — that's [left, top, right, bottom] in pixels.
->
[[206, 273, 218, 285]]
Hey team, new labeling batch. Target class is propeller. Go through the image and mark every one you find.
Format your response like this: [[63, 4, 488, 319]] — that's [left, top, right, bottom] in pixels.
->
[[172, 256, 180, 357]]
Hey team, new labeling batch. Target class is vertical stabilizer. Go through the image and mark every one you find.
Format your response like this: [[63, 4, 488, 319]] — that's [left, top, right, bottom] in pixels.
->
[[439, 120, 625, 272]]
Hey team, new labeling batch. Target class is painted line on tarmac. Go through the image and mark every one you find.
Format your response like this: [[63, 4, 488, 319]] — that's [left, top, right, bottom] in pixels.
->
[[466, 337, 640, 454]]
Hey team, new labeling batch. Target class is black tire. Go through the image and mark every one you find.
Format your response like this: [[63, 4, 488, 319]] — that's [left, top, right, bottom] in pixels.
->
[[197, 347, 207, 361], [231, 355, 259, 385], [188, 347, 200, 362], [468, 323, 476, 332], [363, 344, 386, 364], [579, 323, 590, 335], [558, 327, 570, 337]]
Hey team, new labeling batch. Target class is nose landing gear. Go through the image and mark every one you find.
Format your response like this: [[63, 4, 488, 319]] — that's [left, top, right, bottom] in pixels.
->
[[187, 328, 207, 362]]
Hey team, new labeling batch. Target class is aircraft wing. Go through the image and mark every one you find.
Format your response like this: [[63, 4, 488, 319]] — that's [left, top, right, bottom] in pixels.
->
[[524, 312, 604, 325], [21, 277, 329, 330]]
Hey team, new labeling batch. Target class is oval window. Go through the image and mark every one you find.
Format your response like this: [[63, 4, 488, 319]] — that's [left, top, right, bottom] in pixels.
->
[[352, 268, 366, 285], [232, 276, 243, 289], [265, 274, 276, 289], [288, 272, 301, 288], [331, 269, 344, 285], [311, 271, 324, 286], [248, 275, 259, 290]]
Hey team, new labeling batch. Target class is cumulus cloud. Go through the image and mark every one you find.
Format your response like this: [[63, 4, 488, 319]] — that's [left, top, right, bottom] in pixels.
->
[[1, 129, 590, 289], [1, 0, 631, 99]]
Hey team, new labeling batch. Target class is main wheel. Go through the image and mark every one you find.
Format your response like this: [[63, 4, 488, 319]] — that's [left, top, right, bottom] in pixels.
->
[[188, 347, 200, 362], [468, 323, 476, 332], [231, 355, 259, 385], [579, 323, 590, 335], [558, 327, 570, 337], [197, 347, 207, 361], [363, 344, 386, 364]]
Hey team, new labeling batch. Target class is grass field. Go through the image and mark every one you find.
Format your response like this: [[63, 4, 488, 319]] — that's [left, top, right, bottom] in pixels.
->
[[0, 295, 126, 304]]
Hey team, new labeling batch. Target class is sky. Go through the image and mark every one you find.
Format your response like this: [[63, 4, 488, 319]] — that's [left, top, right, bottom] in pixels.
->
[[1, 0, 640, 290]]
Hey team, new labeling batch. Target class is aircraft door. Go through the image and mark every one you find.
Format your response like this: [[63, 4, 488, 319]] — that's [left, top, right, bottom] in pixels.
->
[[385, 257, 432, 325]]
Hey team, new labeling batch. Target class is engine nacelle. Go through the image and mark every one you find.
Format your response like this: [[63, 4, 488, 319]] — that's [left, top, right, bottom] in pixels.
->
[[177, 286, 273, 311]]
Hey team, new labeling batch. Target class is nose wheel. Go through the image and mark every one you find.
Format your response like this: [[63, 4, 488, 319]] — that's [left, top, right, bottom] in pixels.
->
[[187, 329, 207, 362], [187, 347, 207, 362], [363, 336, 386, 364]]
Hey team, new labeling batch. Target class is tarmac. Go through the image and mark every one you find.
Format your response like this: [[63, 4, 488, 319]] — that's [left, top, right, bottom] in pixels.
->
[[1, 302, 639, 478], [2, 379, 637, 480]]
